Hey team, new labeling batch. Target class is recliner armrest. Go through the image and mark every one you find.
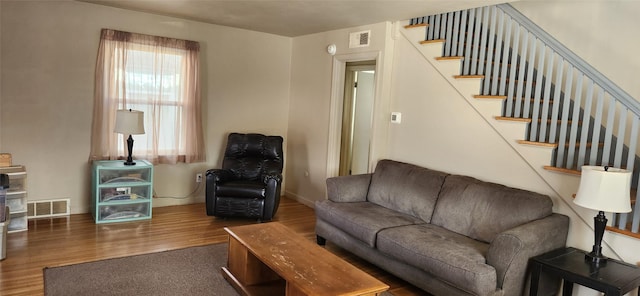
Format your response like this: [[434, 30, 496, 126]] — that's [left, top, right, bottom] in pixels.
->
[[326, 173, 372, 202], [486, 213, 569, 295], [206, 169, 234, 183], [262, 173, 282, 185]]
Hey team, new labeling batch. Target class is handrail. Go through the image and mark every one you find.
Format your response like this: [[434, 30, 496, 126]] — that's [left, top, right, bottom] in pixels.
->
[[409, 4, 640, 235], [497, 4, 640, 116]]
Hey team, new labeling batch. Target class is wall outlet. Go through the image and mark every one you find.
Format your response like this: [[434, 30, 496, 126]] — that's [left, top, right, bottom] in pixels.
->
[[196, 173, 203, 183]]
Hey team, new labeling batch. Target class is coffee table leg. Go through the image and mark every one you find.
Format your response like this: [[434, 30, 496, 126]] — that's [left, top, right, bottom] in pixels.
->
[[225, 236, 282, 289]]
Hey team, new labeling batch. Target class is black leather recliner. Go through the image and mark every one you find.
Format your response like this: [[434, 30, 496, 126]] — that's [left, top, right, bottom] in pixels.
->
[[205, 133, 284, 221]]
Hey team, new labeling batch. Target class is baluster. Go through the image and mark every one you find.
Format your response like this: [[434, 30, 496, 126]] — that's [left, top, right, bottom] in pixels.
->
[[463, 9, 475, 75], [567, 74, 584, 169], [522, 35, 537, 120], [622, 116, 639, 230], [529, 45, 547, 141], [589, 89, 605, 165], [444, 12, 454, 56], [513, 30, 529, 118], [457, 10, 467, 57], [555, 65, 574, 167], [498, 17, 512, 97], [482, 7, 497, 95], [505, 24, 520, 117], [601, 96, 616, 165], [427, 15, 434, 40], [577, 80, 594, 166], [633, 173, 640, 232], [536, 50, 554, 142], [470, 8, 483, 75], [491, 10, 505, 95], [477, 7, 490, 75], [549, 57, 564, 143], [434, 14, 441, 39], [451, 11, 460, 57]]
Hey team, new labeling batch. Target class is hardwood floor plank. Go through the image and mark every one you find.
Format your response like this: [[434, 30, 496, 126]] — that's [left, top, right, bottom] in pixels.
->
[[0, 197, 424, 296]]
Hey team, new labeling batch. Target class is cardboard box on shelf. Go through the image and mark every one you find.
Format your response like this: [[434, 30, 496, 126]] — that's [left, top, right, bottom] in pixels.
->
[[0, 154, 11, 168]]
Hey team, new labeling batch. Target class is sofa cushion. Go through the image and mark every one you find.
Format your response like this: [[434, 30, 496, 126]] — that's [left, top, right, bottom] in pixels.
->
[[431, 175, 553, 243], [377, 224, 496, 296], [315, 200, 425, 247], [367, 160, 448, 222]]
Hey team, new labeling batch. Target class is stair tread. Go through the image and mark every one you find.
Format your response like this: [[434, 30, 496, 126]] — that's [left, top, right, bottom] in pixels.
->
[[517, 140, 602, 148], [404, 23, 429, 29], [436, 56, 463, 61], [420, 39, 445, 45], [454, 75, 485, 79], [474, 95, 507, 100], [494, 116, 532, 123]]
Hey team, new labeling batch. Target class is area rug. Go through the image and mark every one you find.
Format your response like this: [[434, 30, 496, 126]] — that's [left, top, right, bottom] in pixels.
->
[[44, 243, 396, 296], [44, 244, 238, 296]]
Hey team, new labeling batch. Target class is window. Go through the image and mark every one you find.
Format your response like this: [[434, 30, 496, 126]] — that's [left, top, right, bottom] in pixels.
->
[[90, 29, 204, 164]]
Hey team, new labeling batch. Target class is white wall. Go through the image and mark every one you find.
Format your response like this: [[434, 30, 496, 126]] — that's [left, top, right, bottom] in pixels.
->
[[512, 0, 640, 103], [285, 22, 394, 205], [0, 1, 291, 213]]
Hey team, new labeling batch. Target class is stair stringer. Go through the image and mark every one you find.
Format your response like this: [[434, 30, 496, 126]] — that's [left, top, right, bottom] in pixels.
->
[[399, 20, 640, 265]]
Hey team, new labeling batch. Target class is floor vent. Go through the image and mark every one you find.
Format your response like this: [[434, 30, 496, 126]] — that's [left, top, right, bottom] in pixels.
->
[[27, 199, 70, 219]]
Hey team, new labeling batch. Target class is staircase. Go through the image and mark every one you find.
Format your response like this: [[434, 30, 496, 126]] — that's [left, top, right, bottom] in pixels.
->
[[400, 4, 640, 254]]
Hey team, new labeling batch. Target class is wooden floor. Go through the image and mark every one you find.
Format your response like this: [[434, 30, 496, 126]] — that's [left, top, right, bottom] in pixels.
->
[[0, 197, 425, 296]]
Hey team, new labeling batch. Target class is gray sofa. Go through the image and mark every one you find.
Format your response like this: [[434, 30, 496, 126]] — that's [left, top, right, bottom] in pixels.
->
[[315, 159, 569, 296]]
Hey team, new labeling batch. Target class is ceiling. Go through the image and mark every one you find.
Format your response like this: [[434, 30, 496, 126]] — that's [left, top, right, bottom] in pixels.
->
[[79, 0, 517, 37]]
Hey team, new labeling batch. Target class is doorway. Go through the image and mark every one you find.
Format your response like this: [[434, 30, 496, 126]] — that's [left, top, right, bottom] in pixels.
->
[[339, 61, 376, 176]]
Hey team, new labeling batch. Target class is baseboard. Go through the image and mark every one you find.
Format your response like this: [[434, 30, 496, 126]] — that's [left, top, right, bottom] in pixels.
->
[[283, 191, 316, 208]]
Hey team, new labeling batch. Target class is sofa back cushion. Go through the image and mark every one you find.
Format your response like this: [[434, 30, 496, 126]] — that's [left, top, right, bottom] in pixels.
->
[[431, 175, 553, 243], [367, 160, 448, 222]]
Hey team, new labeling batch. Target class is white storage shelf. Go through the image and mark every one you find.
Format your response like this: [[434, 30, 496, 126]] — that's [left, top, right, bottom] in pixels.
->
[[0, 166, 28, 233]]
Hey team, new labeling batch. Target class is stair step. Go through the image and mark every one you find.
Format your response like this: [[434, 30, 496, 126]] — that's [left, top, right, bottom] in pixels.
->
[[606, 226, 640, 240], [436, 56, 464, 61], [543, 165, 581, 175], [517, 140, 558, 148], [404, 23, 429, 29], [496, 116, 580, 125], [420, 39, 445, 45], [454, 75, 485, 79], [474, 95, 507, 100], [517, 140, 603, 149], [495, 116, 532, 123]]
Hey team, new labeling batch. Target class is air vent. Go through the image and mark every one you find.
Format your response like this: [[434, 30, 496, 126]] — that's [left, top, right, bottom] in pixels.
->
[[27, 199, 70, 218], [349, 30, 371, 48]]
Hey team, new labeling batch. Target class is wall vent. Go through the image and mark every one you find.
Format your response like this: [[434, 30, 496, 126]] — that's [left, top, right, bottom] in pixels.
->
[[349, 30, 371, 48], [27, 199, 70, 219]]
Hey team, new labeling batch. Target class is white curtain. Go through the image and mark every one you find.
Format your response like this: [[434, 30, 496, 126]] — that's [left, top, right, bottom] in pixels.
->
[[90, 29, 204, 164]]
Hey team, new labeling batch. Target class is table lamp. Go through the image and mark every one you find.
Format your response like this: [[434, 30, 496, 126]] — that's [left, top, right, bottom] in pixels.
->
[[573, 165, 632, 265], [114, 109, 145, 165]]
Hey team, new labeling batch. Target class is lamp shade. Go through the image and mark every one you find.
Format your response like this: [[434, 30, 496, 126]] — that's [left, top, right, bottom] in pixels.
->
[[114, 109, 145, 135], [574, 166, 632, 213]]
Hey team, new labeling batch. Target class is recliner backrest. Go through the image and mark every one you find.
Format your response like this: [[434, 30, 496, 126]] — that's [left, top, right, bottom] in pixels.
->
[[222, 133, 284, 180]]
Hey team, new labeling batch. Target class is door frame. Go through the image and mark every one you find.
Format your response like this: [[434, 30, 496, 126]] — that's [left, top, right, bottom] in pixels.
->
[[327, 51, 383, 179]]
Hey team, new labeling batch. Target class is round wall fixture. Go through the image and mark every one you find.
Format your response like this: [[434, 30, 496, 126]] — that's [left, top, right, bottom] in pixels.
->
[[327, 44, 336, 55]]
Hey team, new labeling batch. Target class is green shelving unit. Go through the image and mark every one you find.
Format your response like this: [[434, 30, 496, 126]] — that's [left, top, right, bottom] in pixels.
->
[[91, 160, 153, 223]]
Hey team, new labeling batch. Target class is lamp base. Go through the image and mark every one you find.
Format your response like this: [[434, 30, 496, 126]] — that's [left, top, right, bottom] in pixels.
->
[[585, 252, 608, 266], [123, 160, 136, 166]]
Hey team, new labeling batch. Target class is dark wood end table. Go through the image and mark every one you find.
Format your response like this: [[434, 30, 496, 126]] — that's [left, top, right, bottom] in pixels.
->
[[529, 247, 640, 296]]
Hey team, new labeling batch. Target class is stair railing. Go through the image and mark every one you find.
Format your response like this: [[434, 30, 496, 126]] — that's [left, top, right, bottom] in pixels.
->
[[410, 4, 640, 233]]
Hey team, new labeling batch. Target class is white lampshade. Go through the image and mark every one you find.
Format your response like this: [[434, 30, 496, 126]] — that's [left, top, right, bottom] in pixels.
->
[[114, 109, 145, 135], [574, 166, 632, 213]]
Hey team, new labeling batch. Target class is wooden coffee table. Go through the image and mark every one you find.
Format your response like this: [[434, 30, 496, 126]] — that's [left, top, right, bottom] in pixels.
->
[[222, 222, 389, 296]]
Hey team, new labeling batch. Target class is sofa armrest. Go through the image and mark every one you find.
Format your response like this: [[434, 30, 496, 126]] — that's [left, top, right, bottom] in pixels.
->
[[487, 213, 569, 295], [326, 173, 372, 202]]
